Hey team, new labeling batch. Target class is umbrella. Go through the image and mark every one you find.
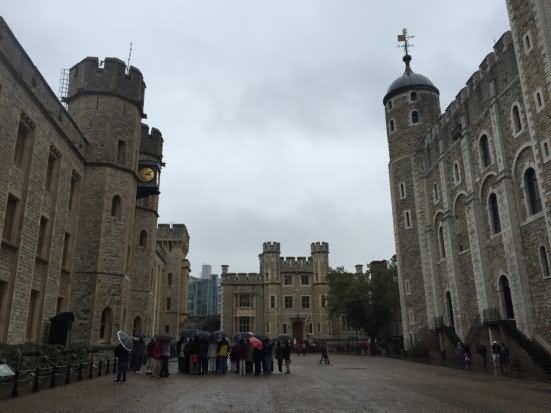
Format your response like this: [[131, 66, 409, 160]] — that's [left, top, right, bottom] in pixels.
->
[[117, 330, 134, 351], [249, 336, 263, 350]]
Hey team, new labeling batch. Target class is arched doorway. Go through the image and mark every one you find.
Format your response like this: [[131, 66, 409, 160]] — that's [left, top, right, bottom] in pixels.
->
[[499, 276, 515, 319], [99, 307, 113, 344], [446, 291, 455, 327], [133, 316, 142, 336]]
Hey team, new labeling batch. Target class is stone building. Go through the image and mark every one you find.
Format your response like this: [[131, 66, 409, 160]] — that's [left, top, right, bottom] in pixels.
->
[[385, 0, 551, 370], [221, 242, 337, 341], [0, 17, 190, 345]]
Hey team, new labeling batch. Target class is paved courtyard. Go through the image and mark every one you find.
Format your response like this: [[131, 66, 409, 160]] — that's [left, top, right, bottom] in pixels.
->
[[2, 355, 551, 413]]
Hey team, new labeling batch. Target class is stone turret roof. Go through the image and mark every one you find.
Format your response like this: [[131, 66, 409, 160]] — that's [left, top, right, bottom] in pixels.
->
[[384, 55, 439, 104]]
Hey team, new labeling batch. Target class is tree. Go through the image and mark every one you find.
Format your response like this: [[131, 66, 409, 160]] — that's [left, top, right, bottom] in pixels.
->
[[327, 257, 400, 342]]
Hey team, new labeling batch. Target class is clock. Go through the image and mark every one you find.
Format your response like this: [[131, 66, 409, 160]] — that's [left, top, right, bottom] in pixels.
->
[[138, 167, 156, 183]]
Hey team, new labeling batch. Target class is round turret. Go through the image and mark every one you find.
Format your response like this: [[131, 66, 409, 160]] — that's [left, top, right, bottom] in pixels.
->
[[384, 55, 439, 105]]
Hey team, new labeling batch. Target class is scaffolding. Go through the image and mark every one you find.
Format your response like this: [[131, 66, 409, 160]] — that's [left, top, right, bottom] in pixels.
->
[[58, 68, 69, 109]]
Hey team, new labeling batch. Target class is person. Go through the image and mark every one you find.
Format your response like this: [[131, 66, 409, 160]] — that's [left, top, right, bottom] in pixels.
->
[[189, 336, 200, 374], [262, 338, 273, 375], [302, 340, 308, 356], [275, 341, 284, 373], [295, 340, 302, 356], [114, 343, 129, 383], [131, 336, 145, 372], [253, 344, 263, 376], [237, 339, 247, 375], [246, 339, 254, 374], [145, 338, 155, 375], [199, 336, 209, 375], [500, 343, 510, 375], [463, 344, 472, 370], [229, 342, 239, 373], [159, 338, 171, 378], [217, 338, 229, 375], [320, 341, 330, 364], [177, 336, 186, 373], [477, 344, 487, 369], [152, 339, 161, 377], [282, 340, 292, 374], [207, 338, 218, 375], [455, 341, 464, 368], [491, 340, 500, 376]]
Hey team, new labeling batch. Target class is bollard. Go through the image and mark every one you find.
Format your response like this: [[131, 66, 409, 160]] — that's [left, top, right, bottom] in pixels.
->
[[65, 364, 71, 385], [50, 365, 57, 388], [98, 360, 103, 377], [32, 367, 39, 392], [11, 369, 19, 398], [78, 362, 83, 381]]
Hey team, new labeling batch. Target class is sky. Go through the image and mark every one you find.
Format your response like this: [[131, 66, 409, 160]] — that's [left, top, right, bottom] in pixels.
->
[[2, 1, 510, 274]]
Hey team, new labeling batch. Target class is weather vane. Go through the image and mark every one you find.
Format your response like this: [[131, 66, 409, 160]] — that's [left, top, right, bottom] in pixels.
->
[[397, 28, 414, 56]]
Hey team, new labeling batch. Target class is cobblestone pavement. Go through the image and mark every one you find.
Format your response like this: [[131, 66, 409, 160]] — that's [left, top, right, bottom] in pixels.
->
[[2, 355, 551, 413]]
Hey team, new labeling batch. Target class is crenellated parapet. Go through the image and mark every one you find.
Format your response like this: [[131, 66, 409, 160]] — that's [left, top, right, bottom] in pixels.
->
[[311, 242, 329, 254], [140, 124, 163, 159], [280, 256, 313, 271], [263, 241, 281, 253], [66, 57, 145, 113], [221, 272, 263, 284]]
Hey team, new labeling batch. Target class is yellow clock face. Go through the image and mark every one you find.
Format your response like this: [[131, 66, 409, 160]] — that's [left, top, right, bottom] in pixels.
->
[[139, 167, 156, 183]]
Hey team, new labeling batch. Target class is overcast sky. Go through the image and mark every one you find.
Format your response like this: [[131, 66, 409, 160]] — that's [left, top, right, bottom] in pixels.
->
[[3, 1, 510, 274]]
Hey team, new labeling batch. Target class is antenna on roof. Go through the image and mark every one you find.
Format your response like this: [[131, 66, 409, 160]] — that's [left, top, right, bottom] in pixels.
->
[[126, 42, 133, 72], [397, 28, 414, 56]]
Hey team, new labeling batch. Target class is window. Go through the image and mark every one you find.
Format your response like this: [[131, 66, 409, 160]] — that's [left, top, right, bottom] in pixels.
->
[[405, 279, 411, 295], [535, 90, 544, 111], [411, 111, 419, 124], [410, 92, 417, 101], [45, 151, 59, 192], [284, 296, 293, 309], [389, 119, 395, 132], [404, 210, 412, 229], [99, 307, 112, 343], [317, 323, 321, 333], [3, 194, 21, 243], [239, 317, 251, 332], [321, 295, 327, 308], [301, 296, 310, 309], [117, 140, 126, 163], [111, 195, 122, 218], [446, 291, 455, 326], [512, 105, 522, 134], [68, 172, 80, 211], [26, 289, 40, 342], [14, 120, 31, 169], [489, 193, 501, 234], [433, 183, 439, 203], [540, 246, 551, 278], [239, 294, 251, 308], [139, 230, 147, 247], [543, 141, 551, 161], [165, 325, 170, 333], [308, 323, 313, 334], [37, 217, 50, 258], [388, 100, 393, 110], [499, 276, 515, 319], [62, 233, 71, 269], [438, 226, 446, 258], [524, 32, 533, 52], [266, 323, 270, 333], [166, 297, 171, 311], [453, 162, 461, 184], [479, 135, 491, 168], [270, 295, 276, 309], [283, 275, 292, 285], [300, 275, 309, 285], [167, 273, 172, 286], [408, 309, 415, 326], [399, 182, 406, 199], [283, 323, 287, 334], [525, 168, 542, 214]]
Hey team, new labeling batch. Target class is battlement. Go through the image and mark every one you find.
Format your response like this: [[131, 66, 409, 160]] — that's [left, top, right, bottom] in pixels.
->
[[140, 124, 163, 159], [66, 56, 146, 112], [157, 223, 190, 242], [221, 272, 263, 284], [311, 242, 329, 254], [263, 241, 281, 253]]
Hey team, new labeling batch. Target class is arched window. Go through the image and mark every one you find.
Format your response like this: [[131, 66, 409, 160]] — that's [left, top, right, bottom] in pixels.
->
[[111, 195, 121, 218], [540, 246, 550, 278], [139, 230, 148, 247], [512, 105, 522, 133], [99, 307, 112, 343], [439, 226, 446, 258], [446, 291, 455, 326], [479, 135, 491, 168], [524, 168, 542, 214], [489, 193, 501, 234], [454, 162, 461, 184], [389, 119, 395, 132], [433, 183, 439, 203], [499, 276, 515, 319], [133, 316, 142, 336], [411, 111, 419, 124]]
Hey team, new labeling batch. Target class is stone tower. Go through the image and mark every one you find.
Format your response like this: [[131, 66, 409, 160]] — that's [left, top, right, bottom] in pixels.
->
[[310, 242, 330, 336], [66, 57, 145, 343], [261, 241, 281, 336], [383, 49, 441, 348]]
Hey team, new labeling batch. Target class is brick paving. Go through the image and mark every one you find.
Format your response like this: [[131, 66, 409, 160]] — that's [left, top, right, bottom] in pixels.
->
[[1, 355, 551, 413]]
